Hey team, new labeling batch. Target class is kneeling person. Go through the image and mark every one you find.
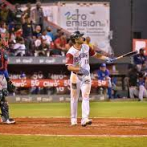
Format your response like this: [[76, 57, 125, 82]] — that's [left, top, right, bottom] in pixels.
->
[[97, 63, 112, 99]]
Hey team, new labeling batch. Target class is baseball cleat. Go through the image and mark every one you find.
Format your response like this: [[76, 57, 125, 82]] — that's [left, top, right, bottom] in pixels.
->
[[1, 118, 16, 124], [81, 118, 92, 127], [71, 119, 77, 126]]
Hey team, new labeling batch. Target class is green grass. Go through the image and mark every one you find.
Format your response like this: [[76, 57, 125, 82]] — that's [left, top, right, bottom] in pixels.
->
[[0, 136, 147, 147], [2, 101, 147, 147], [10, 101, 147, 118]]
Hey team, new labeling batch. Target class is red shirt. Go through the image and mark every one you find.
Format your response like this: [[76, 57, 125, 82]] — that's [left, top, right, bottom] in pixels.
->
[[54, 38, 67, 50]]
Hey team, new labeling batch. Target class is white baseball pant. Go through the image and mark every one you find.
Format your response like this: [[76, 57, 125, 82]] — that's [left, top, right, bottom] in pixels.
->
[[129, 86, 138, 98], [70, 72, 91, 123], [139, 85, 147, 101]]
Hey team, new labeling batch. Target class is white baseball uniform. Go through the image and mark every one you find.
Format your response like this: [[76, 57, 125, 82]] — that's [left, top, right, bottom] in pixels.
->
[[66, 44, 95, 124]]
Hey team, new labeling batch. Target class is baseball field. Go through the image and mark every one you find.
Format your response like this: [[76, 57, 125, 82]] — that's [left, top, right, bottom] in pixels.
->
[[0, 101, 147, 147]]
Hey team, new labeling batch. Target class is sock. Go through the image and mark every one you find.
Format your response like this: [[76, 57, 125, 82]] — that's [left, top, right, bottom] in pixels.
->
[[71, 98, 78, 120], [82, 97, 89, 120], [108, 87, 112, 98]]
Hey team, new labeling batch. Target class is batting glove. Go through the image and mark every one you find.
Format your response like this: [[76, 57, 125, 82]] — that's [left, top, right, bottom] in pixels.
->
[[106, 57, 115, 63], [79, 67, 89, 76]]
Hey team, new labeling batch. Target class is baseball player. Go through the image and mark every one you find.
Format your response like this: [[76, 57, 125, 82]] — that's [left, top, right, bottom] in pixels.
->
[[133, 48, 147, 71], [0, 38, 15, 124], [66, 31, 112, 126], [128, 65, 139, 98], [97, 63, 112, 99], [137, 73, 147, 101]]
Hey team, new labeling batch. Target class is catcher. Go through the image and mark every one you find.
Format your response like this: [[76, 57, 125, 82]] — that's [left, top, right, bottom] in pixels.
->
[[0, 37, 16, 124]]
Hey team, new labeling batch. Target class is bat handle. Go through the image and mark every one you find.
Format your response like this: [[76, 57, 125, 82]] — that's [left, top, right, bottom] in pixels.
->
[[115, 55, 125, 60]]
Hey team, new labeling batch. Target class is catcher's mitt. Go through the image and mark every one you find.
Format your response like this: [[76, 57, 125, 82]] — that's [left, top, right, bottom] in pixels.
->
[[7, 81, 16, 93]]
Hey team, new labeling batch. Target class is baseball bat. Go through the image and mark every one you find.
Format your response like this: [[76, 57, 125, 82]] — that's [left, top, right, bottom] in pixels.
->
[[114, 51, 137, 60]]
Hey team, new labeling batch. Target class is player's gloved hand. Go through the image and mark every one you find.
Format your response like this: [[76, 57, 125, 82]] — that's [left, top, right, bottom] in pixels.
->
[[79, 67, 89, 76], [6, 78, 16, 93]]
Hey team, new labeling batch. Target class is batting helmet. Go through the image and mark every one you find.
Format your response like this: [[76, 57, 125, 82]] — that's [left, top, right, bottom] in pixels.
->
[[70, 31, 84, 43]]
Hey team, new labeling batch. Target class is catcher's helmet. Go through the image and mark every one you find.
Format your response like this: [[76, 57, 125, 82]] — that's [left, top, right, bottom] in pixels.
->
[[70, 31, 84, 42]]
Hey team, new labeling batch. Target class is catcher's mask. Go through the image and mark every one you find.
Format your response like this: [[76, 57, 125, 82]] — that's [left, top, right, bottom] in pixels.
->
[[70, 31, 84, 43]]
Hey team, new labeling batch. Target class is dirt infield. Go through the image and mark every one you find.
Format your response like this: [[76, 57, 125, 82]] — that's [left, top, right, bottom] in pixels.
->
[[0, 118, 147, 136]]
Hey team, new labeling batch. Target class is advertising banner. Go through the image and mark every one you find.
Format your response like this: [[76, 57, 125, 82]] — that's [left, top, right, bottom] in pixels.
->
[[11, 79, 108, 88], [59, 2, 111, 53]]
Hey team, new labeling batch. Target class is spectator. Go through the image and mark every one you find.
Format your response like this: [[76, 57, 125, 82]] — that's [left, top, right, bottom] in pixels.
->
[[0, 22, 9, 48], [22, 14, 33, 56], [0, 3, 13, 24], [34, 34, 43, 56], [41, 30, 52, 56], [54, 28, 62, 40], [46, 26, 55, 41], [133, 48, 147, 71], [97, 63, 112, 99], [12, 37, 26, 56], [15, 27, 22, 38], [33, 25, 42, 38], [42, 30, 52, 46], [51, 32, 67, 56], [0, 22, 7, 33], [8, 24, 16, 46], [31, 1, 44, 31], [23, 3, 32, 18], [128, 65, 139, 98], [14, 3, 23, 25]]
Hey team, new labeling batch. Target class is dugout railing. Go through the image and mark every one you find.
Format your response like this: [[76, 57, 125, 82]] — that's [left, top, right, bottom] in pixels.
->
[[8, 56, 131, 97]]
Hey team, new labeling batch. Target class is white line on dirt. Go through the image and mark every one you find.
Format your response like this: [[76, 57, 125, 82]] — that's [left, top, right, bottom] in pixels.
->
[[0, 133, 147, 138], [13, 117, 147, 119]]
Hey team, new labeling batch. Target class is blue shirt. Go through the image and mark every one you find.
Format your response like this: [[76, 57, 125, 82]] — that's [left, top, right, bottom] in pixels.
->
[[47, 32, 55, 41], [133, 54, 146, 65], [97, 69, 110, 80]]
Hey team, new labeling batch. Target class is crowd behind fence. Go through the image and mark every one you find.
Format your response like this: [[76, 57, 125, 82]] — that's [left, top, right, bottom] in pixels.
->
[[0, 1, 73, 57], [0, 1, 111, 57]]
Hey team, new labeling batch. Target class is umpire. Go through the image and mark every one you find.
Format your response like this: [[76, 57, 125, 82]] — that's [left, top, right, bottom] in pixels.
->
[[0, 38, 15, 124]]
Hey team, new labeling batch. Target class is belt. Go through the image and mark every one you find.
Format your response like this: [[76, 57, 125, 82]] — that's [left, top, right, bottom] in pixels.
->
[[73, 72, 83, 76]]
